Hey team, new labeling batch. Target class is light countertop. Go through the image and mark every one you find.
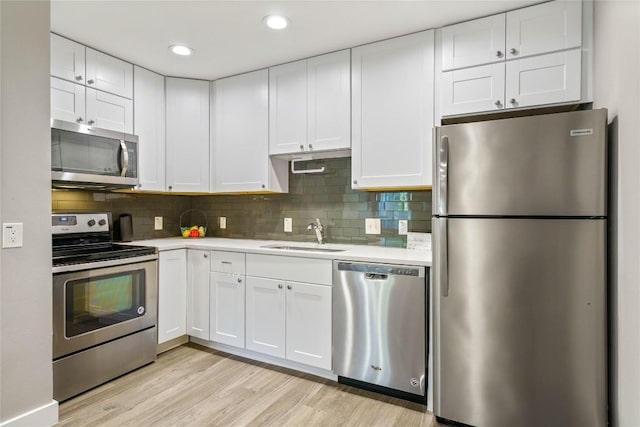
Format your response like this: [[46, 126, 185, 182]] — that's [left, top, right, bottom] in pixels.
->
[[130, 237, 431, 267]]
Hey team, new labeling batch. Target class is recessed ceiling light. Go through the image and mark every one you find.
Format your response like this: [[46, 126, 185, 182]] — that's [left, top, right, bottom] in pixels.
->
[[264, 15, 289, 30], [169, 45, 193, 56]]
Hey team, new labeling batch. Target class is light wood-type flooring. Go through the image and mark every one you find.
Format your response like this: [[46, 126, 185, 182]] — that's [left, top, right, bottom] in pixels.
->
[[58, 343, 444, 426]]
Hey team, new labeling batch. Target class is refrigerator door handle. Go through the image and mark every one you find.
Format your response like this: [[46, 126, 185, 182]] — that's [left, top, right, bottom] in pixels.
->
[[439, 218, 449, 298], [439, 136, 449, 215]]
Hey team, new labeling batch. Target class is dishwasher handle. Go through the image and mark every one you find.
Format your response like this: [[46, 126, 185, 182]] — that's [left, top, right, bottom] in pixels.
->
[[364, 273, 388, 280]]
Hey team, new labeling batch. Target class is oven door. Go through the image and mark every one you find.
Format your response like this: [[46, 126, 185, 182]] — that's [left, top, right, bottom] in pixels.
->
[[53, 258, 157, 359]]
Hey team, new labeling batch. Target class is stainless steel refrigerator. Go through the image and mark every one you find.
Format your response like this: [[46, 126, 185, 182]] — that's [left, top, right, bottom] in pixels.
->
[[432, 109, 608, 427]]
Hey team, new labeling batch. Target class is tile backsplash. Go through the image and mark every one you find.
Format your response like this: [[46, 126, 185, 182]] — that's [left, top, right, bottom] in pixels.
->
[[52, 158, 432, 247]]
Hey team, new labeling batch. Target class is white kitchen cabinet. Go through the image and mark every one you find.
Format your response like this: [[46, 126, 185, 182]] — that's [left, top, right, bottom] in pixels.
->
[[441, 14, 506, 71], [245, 276, 286, 358], [209, 251, 246, 348], [50, 77, 85, 124], [51, 33, 85, 84], [505, 49, 581, 109], [166, 77, 210, 193], [440, 63, 506, 116], [133, 66, 166, 192], [86, 88, 133, 133], [187, 250, 210, 340], [269, 50, 350, 155], [158, 249, 187, 344], [212, 71, 288, 193], [285, 281, 332, 370], [85, 47, 133, 99], [505, 0, 582, 60], [351, 30, 434, 190]]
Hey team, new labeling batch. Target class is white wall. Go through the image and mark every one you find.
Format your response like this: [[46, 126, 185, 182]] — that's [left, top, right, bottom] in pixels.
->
[[592, 1, 640, 426], [0, 1, 57, 425]]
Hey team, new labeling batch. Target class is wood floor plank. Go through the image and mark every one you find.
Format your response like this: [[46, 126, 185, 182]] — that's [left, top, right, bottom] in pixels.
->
[[58, 343, 444, 426]]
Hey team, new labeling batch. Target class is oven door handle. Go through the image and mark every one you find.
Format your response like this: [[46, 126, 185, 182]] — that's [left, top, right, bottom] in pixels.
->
[[53, 254, 158, 274]]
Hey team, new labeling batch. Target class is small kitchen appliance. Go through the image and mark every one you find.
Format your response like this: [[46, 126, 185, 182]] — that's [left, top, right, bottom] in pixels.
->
[[52, 212, 158, 401]]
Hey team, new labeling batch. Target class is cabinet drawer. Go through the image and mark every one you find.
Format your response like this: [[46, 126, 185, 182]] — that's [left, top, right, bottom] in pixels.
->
[[246, 254, 332, 286], [211, 251, 246, 274]]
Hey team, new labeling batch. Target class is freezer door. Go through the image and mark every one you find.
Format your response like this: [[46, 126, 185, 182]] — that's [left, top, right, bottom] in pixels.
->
[[434, 109, 607, 216], [432, 217, 607, 427]]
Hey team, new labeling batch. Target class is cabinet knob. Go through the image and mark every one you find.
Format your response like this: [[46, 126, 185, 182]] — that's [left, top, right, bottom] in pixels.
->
[[510, 98, 517, 105], [87, 79, 95, 85], [75, 75, 83, 81], [308, 143, 313, 150], [261, 184, 266, 189], [88, 120, 95, 125], [494, 100, 503, 108], [237, 278, 242, 283], [138, 184, 142, 189], [496, 50, 503, 58], [168, 185, 173, 190], [278, 284, 283, 289], [204, 254, 208, 258], [353, 180, 358, 185], [76, 117, 84, 123], [287, 285, 292, 290], [509, 48, 518, 56], [299, 144, 304, 150]]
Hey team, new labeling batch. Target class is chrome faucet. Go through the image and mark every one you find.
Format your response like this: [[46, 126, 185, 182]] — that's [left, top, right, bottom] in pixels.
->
[[307, 218, 325, 245]]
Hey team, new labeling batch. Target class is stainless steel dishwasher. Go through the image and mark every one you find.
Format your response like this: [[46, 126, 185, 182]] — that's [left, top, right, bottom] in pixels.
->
[[333, 261, 427, 403]]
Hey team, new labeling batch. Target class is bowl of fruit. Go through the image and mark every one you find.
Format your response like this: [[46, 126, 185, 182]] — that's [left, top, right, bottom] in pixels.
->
[[179, 210, 207, 238]]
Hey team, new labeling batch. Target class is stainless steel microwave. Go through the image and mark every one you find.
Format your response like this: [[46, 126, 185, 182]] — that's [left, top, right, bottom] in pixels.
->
[[51, 119, 139, 189]]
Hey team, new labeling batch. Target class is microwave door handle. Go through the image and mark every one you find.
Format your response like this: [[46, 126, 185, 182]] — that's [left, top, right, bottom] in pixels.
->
[[119, 140, 129, 177]]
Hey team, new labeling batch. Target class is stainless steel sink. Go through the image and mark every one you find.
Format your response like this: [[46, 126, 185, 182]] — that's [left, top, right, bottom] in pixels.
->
[[261, 244, 345, 253]]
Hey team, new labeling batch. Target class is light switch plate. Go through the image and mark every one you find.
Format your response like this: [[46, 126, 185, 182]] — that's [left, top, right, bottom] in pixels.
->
[[365, 218, 381, 235], [284, 218, 293, 233], [2, 223, 23, 248], [398, 220, 408, 235], [219, 217, 227, 229], [154, 217, 163, 230]]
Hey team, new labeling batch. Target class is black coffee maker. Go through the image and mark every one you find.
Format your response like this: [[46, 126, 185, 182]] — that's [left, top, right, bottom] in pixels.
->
[[114, 213, 133, 242]]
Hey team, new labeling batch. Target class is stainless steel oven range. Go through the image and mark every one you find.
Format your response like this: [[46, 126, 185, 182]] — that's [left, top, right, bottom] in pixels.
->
[[52, 212, 158, 402]]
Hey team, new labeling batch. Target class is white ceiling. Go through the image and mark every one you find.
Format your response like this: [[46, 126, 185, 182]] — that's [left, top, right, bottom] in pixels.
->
[[51, 0, 541, 81]]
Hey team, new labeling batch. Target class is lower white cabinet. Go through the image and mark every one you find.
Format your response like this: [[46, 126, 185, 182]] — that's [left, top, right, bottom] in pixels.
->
[[210, 272, 245, 348], [186, 250, 210, 340], [245, 273, 332, 370], [158, 249, 187, 344]]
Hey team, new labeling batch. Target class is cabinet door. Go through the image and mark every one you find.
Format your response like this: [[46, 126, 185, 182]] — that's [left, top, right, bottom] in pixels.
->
[[441, 14, 506, 71], [214, 70, 277, 192], [50, 33, 85, 84], [269, 60, 307, 155], [245, 276, 285, 358], [210, 272, 245, 348], [505, 49, 581, 109], [50, 77, 85, 124], [285, 281, 332, 370], [86, 88, 133, 133], [506, 0, 582, 60], [187, 250, 210, 340], [307, 50, 351, 152], [85, 48, 134, 99], [133, 66, 166, 192], [352, 30, 434, 190], [158, 249, 187, 344], [166, 77, 210, 192], [440, 63, 506, 116]]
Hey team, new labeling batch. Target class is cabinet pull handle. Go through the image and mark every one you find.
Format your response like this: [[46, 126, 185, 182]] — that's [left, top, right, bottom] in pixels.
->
[[76, 117, 84, 123], [287, 285, 292, 290], [353, 180, 358, 185], [308, 143, 313, 150], [75, 75, 83, 81], [88, 120, 95, 125], [221, 261, 232, 264], [87, 79, 95, 85], [509, 48, 518, 56], [278, 284, 283, 289], [237, 278, 242, 283], [299, 144, 304, 150], [494, 100, 503, 108], [496, 50, 503, 58], [510, 98, 517, 105]]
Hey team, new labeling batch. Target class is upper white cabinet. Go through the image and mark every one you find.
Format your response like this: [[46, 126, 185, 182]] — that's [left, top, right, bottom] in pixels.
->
[[158, 249, 187, 344], [166, 77, 210, 193], [85, 88, 133, 133], [351, 30, 434, 190], [51, 34, 85, 84], [439, 0, 587, 117], [85, 48, 134, 99], [212, 70, 288, 193], [133, 66, 166, 192], [269, 50, 351, 155], [50, 77, 86, 124], [187, 250, 210, 340]]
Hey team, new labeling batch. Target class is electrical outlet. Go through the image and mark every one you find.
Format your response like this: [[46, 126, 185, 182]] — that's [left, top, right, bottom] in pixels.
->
[[2, 223, 23, 248], [219, 216, 227, 229], [284, 218, 293, 233], [365, 218, 381, 235], [154, 217, 163, 230], [398, 220, 408, 235]]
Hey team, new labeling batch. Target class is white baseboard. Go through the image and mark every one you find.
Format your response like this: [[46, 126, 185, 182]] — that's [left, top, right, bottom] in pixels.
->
[[0, 400, 58, 427]]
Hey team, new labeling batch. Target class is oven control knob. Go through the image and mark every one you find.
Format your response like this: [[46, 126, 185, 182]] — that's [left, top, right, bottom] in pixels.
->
[[98, 219, 107, 226], [87, 219, 96, 227]]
